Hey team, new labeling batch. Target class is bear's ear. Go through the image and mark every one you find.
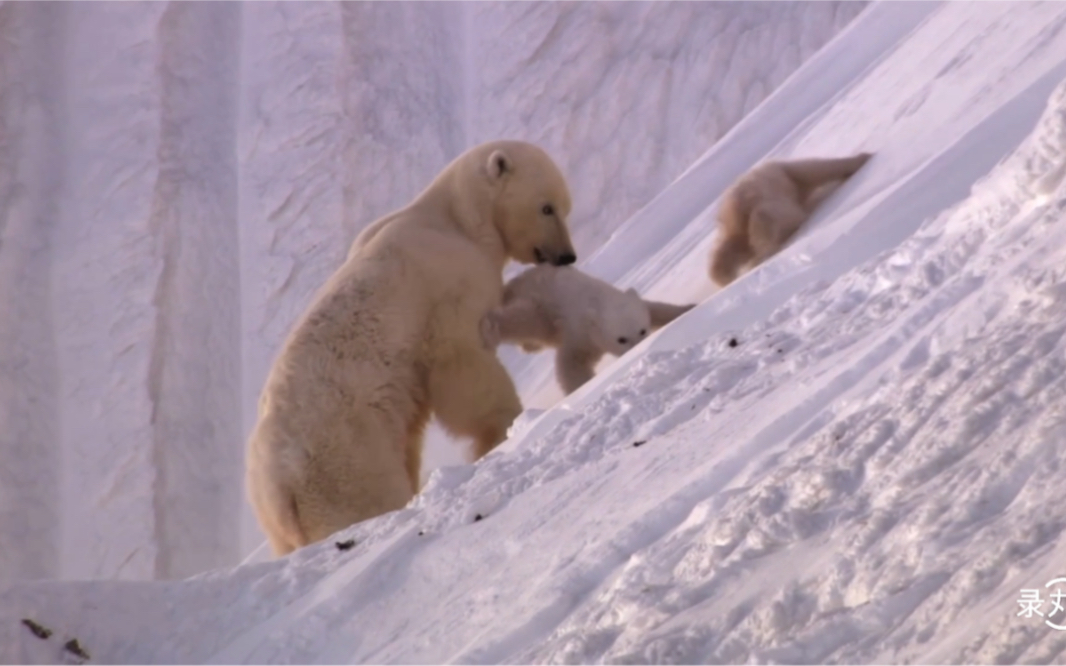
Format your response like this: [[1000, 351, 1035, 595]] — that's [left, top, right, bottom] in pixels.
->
[[487, 149, 512, 181], [625, 287, 640, 298]]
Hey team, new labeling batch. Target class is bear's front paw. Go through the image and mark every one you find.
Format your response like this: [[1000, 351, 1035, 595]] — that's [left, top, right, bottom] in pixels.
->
[[480, 310, 502, 350]]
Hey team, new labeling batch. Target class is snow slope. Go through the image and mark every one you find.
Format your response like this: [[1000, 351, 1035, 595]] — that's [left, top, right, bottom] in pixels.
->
[[7, 2, 1066, 664], [0, 0, 864, 582]]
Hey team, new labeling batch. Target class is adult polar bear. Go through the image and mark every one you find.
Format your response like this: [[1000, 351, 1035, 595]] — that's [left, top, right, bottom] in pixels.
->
[[247, 140, 577, 557]]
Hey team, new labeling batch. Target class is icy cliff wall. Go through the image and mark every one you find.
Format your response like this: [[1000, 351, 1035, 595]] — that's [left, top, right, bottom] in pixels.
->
[[0, 0, 866, 582]]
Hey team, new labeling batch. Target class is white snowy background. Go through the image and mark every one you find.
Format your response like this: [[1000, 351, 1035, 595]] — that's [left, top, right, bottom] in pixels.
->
[[0, 0, 862, 584], [8, 0, 1066, 664]]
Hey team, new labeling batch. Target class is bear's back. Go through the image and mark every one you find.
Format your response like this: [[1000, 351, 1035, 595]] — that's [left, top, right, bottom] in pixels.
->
[[721, 162, 801, 231]]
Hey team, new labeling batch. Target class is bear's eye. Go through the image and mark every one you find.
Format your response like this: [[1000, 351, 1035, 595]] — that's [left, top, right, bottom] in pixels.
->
[[618, 337, 628, 345], [640, 329, 647, 336], [541, 204, 555, 216]]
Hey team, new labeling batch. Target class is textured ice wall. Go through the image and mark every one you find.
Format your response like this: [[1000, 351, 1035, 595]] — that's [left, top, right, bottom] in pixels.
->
[[0, 1, 63, 582], [54, 2, 244, 580], [0, 0, 866, 582]]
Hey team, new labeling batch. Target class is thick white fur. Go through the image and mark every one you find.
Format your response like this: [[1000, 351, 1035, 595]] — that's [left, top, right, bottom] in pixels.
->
[[247, 140, 577, 556], [482, 265, 695, 395], [709, 153, 873, 287]]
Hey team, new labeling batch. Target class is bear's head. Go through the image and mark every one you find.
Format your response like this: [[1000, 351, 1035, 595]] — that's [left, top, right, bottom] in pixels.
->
[[591, 287, 653, 358], [483, 141, 577, 267]]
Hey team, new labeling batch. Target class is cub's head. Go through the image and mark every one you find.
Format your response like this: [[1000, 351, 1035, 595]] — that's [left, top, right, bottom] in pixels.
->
[[592, 288, 653, 358], [483, 141, 577, 266]]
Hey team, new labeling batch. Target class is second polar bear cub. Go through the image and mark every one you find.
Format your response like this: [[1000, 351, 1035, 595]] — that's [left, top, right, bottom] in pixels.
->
[[709, 153, 873, 287], [482, 265, 695, 395]]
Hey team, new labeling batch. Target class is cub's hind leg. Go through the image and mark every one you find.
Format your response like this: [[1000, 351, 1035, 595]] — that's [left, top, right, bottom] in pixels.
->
[[748, 199, 809, 266], [555, 342, 603, 396]]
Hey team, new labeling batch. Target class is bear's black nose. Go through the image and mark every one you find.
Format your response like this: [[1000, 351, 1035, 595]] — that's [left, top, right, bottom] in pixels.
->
[[556, 252, 577, 266]]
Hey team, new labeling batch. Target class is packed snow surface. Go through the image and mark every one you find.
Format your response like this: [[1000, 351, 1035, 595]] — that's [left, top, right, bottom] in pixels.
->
[[0, 0, 863, 582], [8, 0, 1066, 664]]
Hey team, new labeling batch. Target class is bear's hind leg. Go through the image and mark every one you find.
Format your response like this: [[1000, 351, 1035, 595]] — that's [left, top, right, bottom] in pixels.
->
[[249, 486, 303, 557], [709, 234, 755, 287], [748, 199, 809, 266], [266, 530, 299, 557], [405, 399, 431, 493], [297, 463, 415, 547], [429, 348, 523, 461], [556, 343, 602, 395], [293, 411, 418, 547]]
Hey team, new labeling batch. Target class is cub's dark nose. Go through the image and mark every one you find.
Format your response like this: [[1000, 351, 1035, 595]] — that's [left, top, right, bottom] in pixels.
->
[[555, 252, 577, 266]]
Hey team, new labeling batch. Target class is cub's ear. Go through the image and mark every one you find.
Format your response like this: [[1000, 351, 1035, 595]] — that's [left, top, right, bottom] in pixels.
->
[[625, 287, 640, 298], [645, 300, 696, 328], [487, 149, 512, 181]]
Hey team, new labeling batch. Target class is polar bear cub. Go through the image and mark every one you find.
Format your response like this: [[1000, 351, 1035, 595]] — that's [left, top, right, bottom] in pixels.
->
[[709, 153, 873, 287], [482, 265, 695, 395]]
